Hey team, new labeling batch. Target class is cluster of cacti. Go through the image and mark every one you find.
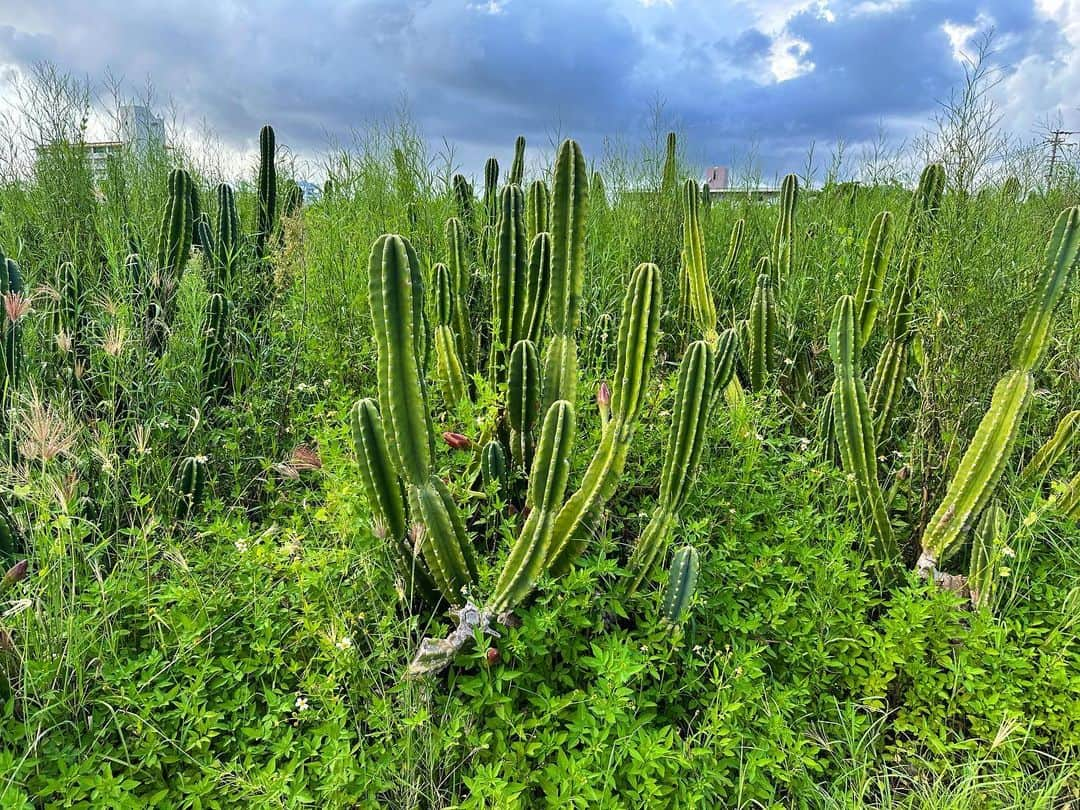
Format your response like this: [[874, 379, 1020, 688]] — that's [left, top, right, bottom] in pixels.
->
[[917, 205, 1079, 577], [352, 138, 672, 673]]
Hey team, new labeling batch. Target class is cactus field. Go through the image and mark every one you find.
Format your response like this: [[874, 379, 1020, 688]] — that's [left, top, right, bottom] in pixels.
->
[[0, 115, 1077, 807]]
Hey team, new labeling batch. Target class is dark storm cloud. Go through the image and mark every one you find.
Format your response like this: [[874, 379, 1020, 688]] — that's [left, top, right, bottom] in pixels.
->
[[0, 1, 1072, 177]]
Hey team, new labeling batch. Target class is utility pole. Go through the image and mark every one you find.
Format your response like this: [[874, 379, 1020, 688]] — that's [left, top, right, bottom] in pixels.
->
[[1046, 129, 1076, 188]]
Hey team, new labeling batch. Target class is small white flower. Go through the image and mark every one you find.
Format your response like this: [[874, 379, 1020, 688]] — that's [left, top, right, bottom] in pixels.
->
[[336, 636, 353, 650], [235, 539, 248, 553], [1002, 546, 1015, 558], [295, 696, 309, 712]]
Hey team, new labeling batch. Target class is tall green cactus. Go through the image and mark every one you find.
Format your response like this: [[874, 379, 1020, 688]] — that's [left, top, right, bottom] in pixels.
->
[[591, 170, 607, 213], [627, 340, 716, 592], [200, 293, 230, 398], [1057, 471, 1080, 520], [720, 218, 745, 304], [368, 234, 477, 604], [452, 174, 474, 230], [0, 252, 24, 399], [660, 545, 699, 624], [681, 178, 717, 343], [433, 262, 468, 404], [524, 233, 551, 345], [545, 262, 661, 577], [481, 439, 509, 499], [175, 455, 208, 519], [488, 399, 576, 614], [771, 174, 798, 293], [543, 139, 589, 408], [748, 268, 777, 392], [350, 398, 439, 604], [830, 295, 899, 582], [490, 184, 528, 385], [868, 164, 946, 441], [256, 124, 277, 257], [445, 217, 475, 370], [969, 504, 1005, 610], [188, 181, 204, 249], [661, 132, 677, 196], [483, 157, 500, 229], [526, 179, 550, 242], [509, 135, 526, 186], [213, 183, 240, 287], [919, 206, 1079, 573], [853, 210, 894, 343], [508, 340, 541, 471], [156, 168, 193, 282], [1021, 410, 1080, 485]]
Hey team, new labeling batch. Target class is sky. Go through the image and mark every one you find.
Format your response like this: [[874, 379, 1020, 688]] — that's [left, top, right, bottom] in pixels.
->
[[0, 0, 1078, 182]]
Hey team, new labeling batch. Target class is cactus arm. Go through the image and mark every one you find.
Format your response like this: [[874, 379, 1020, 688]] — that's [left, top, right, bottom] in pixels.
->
[[748, 268, 777, 392], [526, 179, 551, 242], [490, 184, 528, 384], [771, 174, 798, 293], [661, 545, 699, 624], [483, 157, 499, 228], [509, 135, 526, 186], [445, 217, 475, 370], [523, 233, 551, 345], [508, 340, 541, 471], [410, 478, 477, 605], [488, 400, 577, 614], [1011, 206, 1080, 371], [920, 370, 1033, 567], [1056, 471, 1080, 520], [969, 504, 1006, 610], [853, 210, 894, 342], [830, 295, 899, 580], [434, 325, 469, 406], [1021, 410, 1080, 485]]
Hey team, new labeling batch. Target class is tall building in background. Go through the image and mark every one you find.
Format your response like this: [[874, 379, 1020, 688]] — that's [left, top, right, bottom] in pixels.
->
[[705, 166, 729, 192], [83, 105, 166, 177]]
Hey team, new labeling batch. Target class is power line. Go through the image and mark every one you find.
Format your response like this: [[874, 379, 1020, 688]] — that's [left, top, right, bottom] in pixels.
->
[[1046, 129, 1076, 187]]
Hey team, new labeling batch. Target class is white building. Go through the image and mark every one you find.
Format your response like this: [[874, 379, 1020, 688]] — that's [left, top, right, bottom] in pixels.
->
[[84, 106, 166, 176]]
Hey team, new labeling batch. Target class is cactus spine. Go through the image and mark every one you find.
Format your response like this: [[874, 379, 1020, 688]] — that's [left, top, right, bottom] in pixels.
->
[[969, 504, 1005, 610], [627, 340, 716, 592], [853, 210, 894, 342], [176, 455, 207, 519], [351, 399, 439, 604], [509, 135, 526, 186], [829, 295, 899, 581], [1021, 410, 1080, 485], [919, 206, 1078, 572], [507, 340, 541, 471], [526, 179, 550, 242], [661, 545, 699, 624], [256, 124, 277, 256], [868, 164, 946, 441], [543, 139, 589, 408], [748, 268, 777, 392], [771, 174, 797, 293], [681, 179, 717, 343], [368, 234, 477, 604]]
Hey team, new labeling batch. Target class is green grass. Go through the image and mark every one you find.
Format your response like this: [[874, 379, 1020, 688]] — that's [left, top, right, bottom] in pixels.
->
[[0, 108, 1076, 807]]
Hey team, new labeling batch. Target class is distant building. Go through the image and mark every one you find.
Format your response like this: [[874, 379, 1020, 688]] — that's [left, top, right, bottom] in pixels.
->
[[705, 166, 729, 191], [39, 105, 167, 177]]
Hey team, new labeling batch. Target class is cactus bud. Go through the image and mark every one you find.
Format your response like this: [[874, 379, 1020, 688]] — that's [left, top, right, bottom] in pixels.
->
[[597, 380, 611, 423], [1, 559, 27, 592]]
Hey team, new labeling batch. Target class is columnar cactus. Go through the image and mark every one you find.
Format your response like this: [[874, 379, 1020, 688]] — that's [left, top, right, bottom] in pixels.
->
[[255, 124, 277, 257], [0, 251, 25, 399], [543, 139, 589, 408], [213, 183, 240, 285], [868, 164, 945, 441], [444, 217, 475, 370], [592, 170, 607, 213], [188, 181, 204, 249], [918, 206, 1079, 574], [1021, 410, 1080, 485], [526, 179, 550, 242], [490, 184, 528, 385], [830, 295, 899, 582], [483, 157, 500, 229], [681, 179, 717, 343], [661, 545, 699, 624], [720, 218, 745, 304], [627, 340, 716, 592], [452, 174, 474, 231], [969, 504, 1005, 610], [156, 168, 193, 284], [350, 398, 439, 604], [771, 174, 798, 293], [507, 339, 541, 471], [1057, 471, 1080, 520], [853, 210, 894, 343], [481, 439, 509, 498], [175, 455, 208, 519], [509, 135, 526, 186], [748, 268, 777, 392], [200, 293, 231, 398], [661, 132, 677, 196]]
